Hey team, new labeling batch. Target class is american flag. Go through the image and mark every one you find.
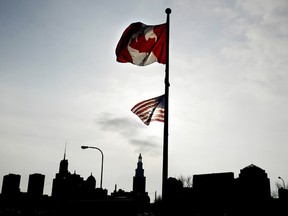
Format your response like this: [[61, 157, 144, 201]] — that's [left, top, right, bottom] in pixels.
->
[[131, 95, 165, 125]]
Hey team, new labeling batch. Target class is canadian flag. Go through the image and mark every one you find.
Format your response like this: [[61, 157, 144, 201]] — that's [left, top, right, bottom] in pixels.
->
[[116, 22, 166, 66]]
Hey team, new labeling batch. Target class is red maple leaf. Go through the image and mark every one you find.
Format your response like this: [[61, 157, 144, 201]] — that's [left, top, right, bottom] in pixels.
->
[[116, 22, 166, 65], [129, 26, 157, 53]]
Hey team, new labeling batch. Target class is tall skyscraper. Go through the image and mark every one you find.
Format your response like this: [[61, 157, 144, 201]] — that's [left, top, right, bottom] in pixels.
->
[[27, 173, 45, 197], [1, 174, 21, 198], [51, 147, 71, 198], [51, 146, 101, 200]]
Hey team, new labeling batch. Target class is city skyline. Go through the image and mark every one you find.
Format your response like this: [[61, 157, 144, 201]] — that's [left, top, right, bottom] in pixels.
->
[[0, 149, 283, 200], [1, 152, 148, 198], [1, 0, 288, 198], [2, 156, 286, 215]]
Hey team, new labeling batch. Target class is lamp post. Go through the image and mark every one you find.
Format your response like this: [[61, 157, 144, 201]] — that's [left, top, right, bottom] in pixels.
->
[[81, 146, 104, 189], [278, 176, 286, 189]]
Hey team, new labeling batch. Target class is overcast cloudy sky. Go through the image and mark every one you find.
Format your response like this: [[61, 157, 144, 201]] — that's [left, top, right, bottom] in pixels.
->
[[1, 0, 288, 200]]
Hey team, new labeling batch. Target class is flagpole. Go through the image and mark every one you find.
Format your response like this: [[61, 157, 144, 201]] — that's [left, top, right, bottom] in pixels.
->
[[162, 8, 171, 201]]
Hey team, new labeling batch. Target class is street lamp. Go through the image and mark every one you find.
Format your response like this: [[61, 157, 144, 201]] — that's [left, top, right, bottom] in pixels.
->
[[81, 146, 104, 189], [278, 176, 286, 189]]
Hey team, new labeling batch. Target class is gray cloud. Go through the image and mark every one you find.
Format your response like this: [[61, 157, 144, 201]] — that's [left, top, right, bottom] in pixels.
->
[[97, 112, 140, 136], [96, 113, 161, 156], [129, 137, 162, 156]]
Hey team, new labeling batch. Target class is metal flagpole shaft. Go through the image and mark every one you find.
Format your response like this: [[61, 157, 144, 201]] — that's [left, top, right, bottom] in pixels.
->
[[162, 7, 171, 201]]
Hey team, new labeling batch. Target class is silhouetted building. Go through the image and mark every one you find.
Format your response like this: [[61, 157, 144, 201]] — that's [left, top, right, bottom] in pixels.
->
[[237, 164, 271, 201], [59, 151, 69, 176], [51, 148, 107, 200], [133, 153, 146, 194], [1, 174, 21, 198], [27, 173, 45, 198], [84, 173, 96, 192], [278, 188, 288, 200], [51, 149, 71, 198], [166, 177, 183, 201], [132, 153, 150, 203], [110, 185, 133, 200], [192, 172, 235, 213], [193, 172, 235, 199]]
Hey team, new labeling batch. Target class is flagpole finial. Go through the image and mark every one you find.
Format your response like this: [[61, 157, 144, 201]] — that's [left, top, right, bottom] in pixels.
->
[[165, 8, 171, 14]]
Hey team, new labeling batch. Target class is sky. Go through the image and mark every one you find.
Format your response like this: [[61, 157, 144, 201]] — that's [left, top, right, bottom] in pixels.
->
[[1, 0, 288, 200]]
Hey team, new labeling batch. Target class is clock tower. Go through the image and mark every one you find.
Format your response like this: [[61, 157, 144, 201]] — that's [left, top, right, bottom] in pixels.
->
[[133, 153, 146, 195]]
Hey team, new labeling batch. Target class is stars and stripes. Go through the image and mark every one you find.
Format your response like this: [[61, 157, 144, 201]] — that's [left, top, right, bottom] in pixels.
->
[[131, 95, 165, 125]]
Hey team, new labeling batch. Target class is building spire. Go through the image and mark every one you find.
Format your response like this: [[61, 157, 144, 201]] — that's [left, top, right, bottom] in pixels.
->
[[59, 142, 69, 175], [64, 141, 67, 160]]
